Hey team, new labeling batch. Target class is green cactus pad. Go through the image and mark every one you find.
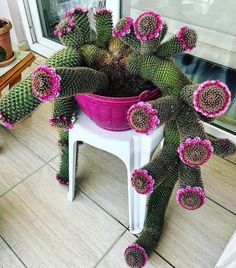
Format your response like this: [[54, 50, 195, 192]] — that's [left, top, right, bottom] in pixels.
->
[[0, 76, 41, 127], [95, 9, 113, 48], [56, 67, 109, 98], [46, 47, 82, 68]]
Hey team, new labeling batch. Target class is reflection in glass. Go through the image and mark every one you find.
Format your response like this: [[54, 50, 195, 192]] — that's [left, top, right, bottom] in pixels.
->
[[175, 54, 236, 134], [36, 0, 106, 42]]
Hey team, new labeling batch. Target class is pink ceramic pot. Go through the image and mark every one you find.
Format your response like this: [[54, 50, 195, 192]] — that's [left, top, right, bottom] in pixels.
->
[[75, 89, 160, 131]]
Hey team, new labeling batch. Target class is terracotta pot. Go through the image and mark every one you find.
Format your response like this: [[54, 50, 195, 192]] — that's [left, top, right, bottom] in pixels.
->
[[0, 18, 15, 67]]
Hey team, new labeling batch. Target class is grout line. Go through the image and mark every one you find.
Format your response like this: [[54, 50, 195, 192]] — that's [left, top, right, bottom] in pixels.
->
[[93, 228, 128, 268], [0, 234, 28, 268], [6, 130, 48, 164], [78, 186, 128, 229], [133, 234, 176, 267], [207, 196, 236, 216], [0, 163, 47, 199], [47, 153, 60, 165], [48, 164, 129, 229], [223, 157, 236, 166], [155, 252, 176, 268]]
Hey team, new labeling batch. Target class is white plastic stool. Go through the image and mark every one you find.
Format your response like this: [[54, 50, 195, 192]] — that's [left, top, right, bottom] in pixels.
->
[[68, 112, 164, 234]]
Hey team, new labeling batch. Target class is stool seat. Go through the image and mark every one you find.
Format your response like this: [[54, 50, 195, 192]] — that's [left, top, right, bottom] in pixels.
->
[[68, 111, 164, 234]]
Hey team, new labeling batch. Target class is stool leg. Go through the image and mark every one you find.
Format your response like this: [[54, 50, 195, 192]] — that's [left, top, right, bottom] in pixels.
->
[[127, 136, 148, 234], [67, 138, 78, 201], [127, 168, 147, 234]]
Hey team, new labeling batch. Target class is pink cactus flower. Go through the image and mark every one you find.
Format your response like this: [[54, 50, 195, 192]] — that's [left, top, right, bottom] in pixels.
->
[[124, 243, 148, 268], [113, 17, 133, 38], [32, 65, 61, 102], [56, 174, 69, 185], [176, 186, 207, 210], [0, 112, 14, 129], [193, 80, 231, 118], [127, 102, 160, 135], [131, 169, 155, 195], [94, 8, 112, 17], [134, 11, 164, 41], [178, 137, 214, 167], [177, 26, 197, 51]]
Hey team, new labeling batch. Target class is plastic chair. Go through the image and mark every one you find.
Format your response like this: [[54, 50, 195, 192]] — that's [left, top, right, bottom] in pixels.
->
[[68, 112, 164, 234]]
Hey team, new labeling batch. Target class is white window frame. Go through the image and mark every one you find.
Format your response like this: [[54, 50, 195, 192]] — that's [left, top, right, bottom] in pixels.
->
[[17, 0, 120, 57]]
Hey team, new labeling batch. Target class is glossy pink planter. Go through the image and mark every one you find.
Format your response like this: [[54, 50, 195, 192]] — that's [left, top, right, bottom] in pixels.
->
[[75, 89, 160, 131]]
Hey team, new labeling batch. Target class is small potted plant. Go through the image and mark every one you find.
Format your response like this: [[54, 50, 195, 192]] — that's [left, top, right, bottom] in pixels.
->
[[0, 18, 15, 67]]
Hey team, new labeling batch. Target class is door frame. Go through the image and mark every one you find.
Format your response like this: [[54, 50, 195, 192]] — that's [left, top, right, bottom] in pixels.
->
[[17, 0, 121, 57]]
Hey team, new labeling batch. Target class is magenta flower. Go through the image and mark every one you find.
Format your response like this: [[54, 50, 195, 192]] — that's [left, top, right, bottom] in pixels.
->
[[49, 115, 73, 130], [113, 17, 133, 38], [176, 186, 207, 210], [177, 26, 197, 51], [131, 169, 155, 195], [65, 7, 88, 18], [54, 16, 76, 37], [134, 11, 164, 41], [124, 244, 148, 268], [193, 80, 231, 118], [178, 137, 213, 167], [0, 112, 14, 129], [127, 102, 160, 135], [56, 174, 69, 185], [94, 8, 112, 17], [32, 65, 61, 102]]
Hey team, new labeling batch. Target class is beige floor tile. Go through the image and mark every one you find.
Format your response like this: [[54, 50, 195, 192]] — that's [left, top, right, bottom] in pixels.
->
[[97, 231, 173, 268], [49, 155, 60, 171], [10, 115, 59, 162], [30, 102, 59, 139], [0, 165, 125, 268], [3, 78, 59, 163], [49, 144, 129, 226], [22, 62, 39, 80], [0, 127, 44, 196], [33, 53, 47, 65], [0, 237, 25, 268], [202, 155, 236, 214], [156, 195, 236, 268], [78, 144, 129, 226], [226, 152, 236, 164]]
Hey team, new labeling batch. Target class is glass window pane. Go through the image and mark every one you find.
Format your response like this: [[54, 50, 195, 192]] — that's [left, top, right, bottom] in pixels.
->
[[36, 0, 106, 42]]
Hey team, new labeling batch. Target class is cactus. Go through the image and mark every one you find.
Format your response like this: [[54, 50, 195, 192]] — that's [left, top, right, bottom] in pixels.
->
[[120, 11, 235, 267], [0, 8, 235, 267], [46, 47, 82, 68], [94, 9, 113, 49], [31, 66, 108, 101], [112, 17, 141, 51], [57, 130, 70, 185], [46, 47, 82, 130], [156, 26, 197, 58], [56, 130, 82, 185], [50, 97, 76, 130], [54, 7, 90, 48], [0, 76, 41, 128]]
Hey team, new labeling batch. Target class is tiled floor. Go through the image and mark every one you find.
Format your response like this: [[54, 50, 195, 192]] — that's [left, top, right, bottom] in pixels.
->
[[0, 53, 236, 268]]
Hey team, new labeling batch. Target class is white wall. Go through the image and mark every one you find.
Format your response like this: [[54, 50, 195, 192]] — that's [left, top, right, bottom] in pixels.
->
[[0, 0, 27, 48]]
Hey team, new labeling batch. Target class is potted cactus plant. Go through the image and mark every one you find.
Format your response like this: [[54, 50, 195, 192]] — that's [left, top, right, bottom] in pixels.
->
[[0, 18, 15, 67], [0, 7, 235, 267]]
